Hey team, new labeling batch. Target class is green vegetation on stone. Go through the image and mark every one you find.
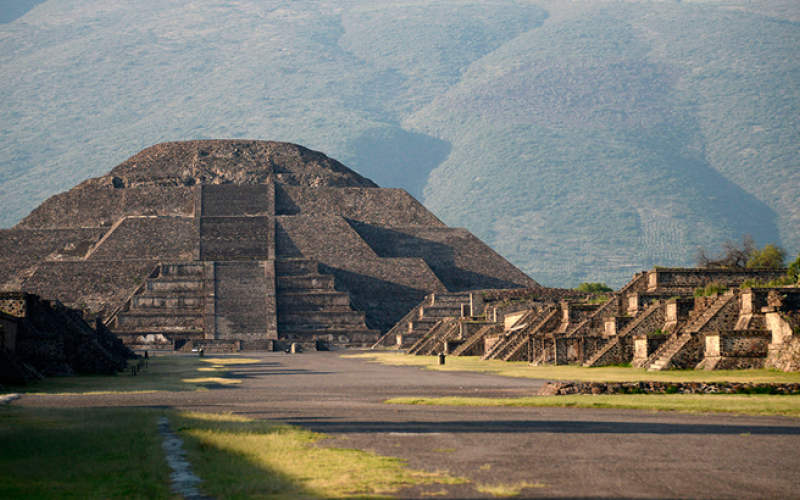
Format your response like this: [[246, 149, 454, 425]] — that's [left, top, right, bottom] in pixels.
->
[[575, 282, 613, 294]]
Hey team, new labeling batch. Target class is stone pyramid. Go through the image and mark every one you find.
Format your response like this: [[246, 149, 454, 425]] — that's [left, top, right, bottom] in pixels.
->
[[0, 140, 537, 350]]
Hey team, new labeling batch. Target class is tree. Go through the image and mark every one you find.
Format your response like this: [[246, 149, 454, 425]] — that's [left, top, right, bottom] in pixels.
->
[[746, 243, 786, 268], [695, 235, 756, 268], [695, 235, 786, 269], [788, 253, 800, 282]]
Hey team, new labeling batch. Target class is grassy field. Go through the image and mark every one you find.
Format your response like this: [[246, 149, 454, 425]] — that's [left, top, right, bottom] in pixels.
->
[[0, 407, 175, 500], [0, 355, 466, 499], [347, 352, 800, 384], [5, 355, 260, 395], [173, 412, 466, 499]]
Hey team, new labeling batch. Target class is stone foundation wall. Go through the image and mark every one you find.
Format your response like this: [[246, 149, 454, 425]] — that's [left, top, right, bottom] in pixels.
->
[[705, 331, 771, 357], [766, 337, 800, 372], [647, 268, 788, 291]]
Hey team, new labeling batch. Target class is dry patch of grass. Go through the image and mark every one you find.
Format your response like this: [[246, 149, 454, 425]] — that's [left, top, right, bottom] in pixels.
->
[[475, 481, 546, 497], [173, 412, 468, 499], [0, 407, 173, 500], [348, 352, 800, 384], [386, 394, 800, 418]]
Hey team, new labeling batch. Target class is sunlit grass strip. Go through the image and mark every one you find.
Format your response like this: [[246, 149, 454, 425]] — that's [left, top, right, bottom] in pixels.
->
[[174, 412, 468, 499], [475, 481, 546, 497], [200, 358, 261, 366], [0, 407, 172, 500], [385, 394, 800, 418], [181, 377, 242, 385], [347, 352, 800, 384]]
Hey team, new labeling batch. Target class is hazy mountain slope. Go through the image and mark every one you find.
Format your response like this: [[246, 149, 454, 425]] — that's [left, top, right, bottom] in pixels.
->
[[0, 0, 797, 288], [409, 1, 800, 286]]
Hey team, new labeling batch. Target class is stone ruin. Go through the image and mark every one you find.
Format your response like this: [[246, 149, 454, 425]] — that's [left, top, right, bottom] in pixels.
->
[[405, 267, 800, 372], [0, 140, 537, 352], [0, 291, 134, 385]]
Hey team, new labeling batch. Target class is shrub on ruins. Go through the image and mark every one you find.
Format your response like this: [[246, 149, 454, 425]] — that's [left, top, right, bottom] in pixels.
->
[[575, 282, 613, 294], [788, 253, 800, 283], [694, 283, 728, 297], [696, 235, 786, 269]]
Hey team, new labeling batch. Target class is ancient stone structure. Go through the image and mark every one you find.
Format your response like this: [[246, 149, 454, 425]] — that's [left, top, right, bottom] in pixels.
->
[[0, 292, 133, 385], [0, 140, 536, 351], [406, 267, 800, 372]]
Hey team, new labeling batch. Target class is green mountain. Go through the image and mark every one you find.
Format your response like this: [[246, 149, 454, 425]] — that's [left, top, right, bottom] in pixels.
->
[[1, 0, 798, 288]]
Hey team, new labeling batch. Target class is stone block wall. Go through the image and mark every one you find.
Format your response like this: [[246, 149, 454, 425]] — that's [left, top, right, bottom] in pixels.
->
[[200, 184, 274, 217], [17, 185, 195, 229], [350, 222, 538, 291], [704, 331, 770, 357], [88, 217, 197, 261], [647, 268, 788, 292], [22, 260, 159, 320], [0, 293, 26, 317], [276, 186, 444, 227]]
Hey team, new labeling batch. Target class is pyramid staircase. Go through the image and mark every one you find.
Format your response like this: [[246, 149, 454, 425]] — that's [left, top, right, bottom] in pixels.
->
[[376, 292, 471, 349], [451, 323, 498, 357], [408, 319, 460, 356], [275, 259, 379, 348], [582, 301, 665, 367], [110, 262, 206, 349], [482, 306, 557, 361], [644, 291, 738, 371]]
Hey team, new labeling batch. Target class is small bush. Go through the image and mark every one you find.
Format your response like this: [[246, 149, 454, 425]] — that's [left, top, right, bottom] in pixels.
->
[[575, 282, 613, 294], [694, 283, 728, 297]]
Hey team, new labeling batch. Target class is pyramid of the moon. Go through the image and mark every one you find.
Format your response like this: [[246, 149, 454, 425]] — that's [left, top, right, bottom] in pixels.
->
[[0, 140, 538, 350]]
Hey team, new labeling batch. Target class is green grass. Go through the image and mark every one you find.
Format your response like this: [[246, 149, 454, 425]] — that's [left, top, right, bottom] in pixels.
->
[[173, 412, 467, 499], [0, 407, 175, 500], [5, 355, 259, 394], [385, 394, 800, 418], [347, 352, 800, 384], [0, 356, 468, 499]]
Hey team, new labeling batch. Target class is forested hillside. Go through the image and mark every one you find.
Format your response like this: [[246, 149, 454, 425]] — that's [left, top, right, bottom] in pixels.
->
[[1, 0, 797, 287]]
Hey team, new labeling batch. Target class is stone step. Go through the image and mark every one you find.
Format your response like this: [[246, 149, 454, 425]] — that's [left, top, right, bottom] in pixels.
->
[[278, 311, 367, 328], [160, 263, 206, 277], [278, 328, 381, 342], [277, 292, 352, 309], [431, 294, 471, 305], [115, 328, 204, 338], [146, 280, 204, 293], [275, 259, 319, 276], [132, 296, 204, 308], [276, 275, 335, 291], [116, 313, 204, 329], [419, 305, 463, 318]]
